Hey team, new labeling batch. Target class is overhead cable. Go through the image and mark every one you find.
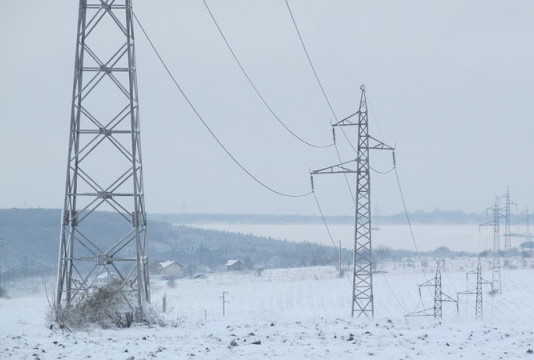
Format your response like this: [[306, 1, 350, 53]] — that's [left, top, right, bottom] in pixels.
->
[[133, 12, 312, 199], [311, 186, 353, 286], [284, 0, 337, 121], [284, 0, 359, 201], [201, 0, 333, 149], [303, 0, 360, 88]]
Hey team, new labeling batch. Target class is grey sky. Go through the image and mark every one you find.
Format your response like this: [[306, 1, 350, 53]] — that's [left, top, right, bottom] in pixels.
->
[[1, 1, 533, 216]]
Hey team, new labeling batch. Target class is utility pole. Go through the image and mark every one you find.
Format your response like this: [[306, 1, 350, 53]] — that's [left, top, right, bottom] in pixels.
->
[[407, 261, 457, 319], [338, 241, 343, 278], [311, 85, 394, 318], [55, 0, 149, 321], [480, 197, 505, 295], [221, 291, 229, 317]]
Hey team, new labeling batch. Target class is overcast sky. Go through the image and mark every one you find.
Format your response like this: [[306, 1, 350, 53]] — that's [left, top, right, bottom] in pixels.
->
[[1, 0, 533, 216]]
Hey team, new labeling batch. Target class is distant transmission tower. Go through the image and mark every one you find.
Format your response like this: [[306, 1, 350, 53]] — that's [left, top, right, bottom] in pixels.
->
[[467, 258, 492, 319], [480, 197, 504, 295], [0, 237, 3, 295], [526, 207, 531, 240], [407, 261, 457, 319], [311, 85, 394, 318], [55, 0, 150, 320], [502, 187, 516, 252]]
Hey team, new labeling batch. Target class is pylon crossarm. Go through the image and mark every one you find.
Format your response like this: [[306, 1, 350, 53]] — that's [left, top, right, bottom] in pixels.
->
[[418, 279, 435, 287], [406, 308, 434, 317], [333, 111, 359, 127], [366, 135, 394, 151], [441, 293, 458, 303], [311, 159, 359, 175], [457, 290, 476, 296]]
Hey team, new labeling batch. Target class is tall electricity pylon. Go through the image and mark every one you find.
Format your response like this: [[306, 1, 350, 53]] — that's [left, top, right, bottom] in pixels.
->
[[480, 197, 505, 295], [55, 0, 149, 320], [311, 85, 394, 318], [407, 261, 457, 319]]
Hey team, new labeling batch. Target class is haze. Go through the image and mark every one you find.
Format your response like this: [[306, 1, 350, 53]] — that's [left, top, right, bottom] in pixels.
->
[[1, 0, 533, 216]]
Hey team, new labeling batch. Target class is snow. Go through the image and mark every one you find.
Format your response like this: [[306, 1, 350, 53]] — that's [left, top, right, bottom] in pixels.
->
[[2, 260, 534, 359], [158, 261, 180, 269]]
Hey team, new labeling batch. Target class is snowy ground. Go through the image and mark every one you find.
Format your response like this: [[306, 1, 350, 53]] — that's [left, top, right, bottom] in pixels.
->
[[2, 259, 534, 359]]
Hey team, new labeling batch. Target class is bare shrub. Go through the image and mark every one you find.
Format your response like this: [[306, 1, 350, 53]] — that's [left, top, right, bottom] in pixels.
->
[[53, 280, 135, 329]]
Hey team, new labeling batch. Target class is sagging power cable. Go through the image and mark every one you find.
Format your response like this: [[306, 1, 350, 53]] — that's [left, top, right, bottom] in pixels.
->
[[201, 0, 333, 149], [133, 12, 312, 199], [284, 0, 358, 203]]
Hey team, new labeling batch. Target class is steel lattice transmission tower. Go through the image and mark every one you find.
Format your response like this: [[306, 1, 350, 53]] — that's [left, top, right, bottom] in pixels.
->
[[480, 197, 504, 295], [467, 258, 492, 319], [491, 198, 502, 294], [55, 0, 150, 319], [407, 261, 456, 319], [503, 187, 516, 252], [311, 85, 393, 318]]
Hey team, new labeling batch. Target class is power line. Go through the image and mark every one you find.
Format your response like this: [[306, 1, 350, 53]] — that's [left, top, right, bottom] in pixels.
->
[[393, 157, 430, 287], [303, 0, 360, 88], [201, 0, 333, 149], [284, 0, 338, 122], [133, 12, 312, 199], [379, 272, 411, 314], [311, 187, 352, 287], [284, 0, 360, 202]]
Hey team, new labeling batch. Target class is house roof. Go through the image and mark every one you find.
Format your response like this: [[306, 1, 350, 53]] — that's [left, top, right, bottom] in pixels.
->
[[159, 260, 182, 269], [225, 260, 242, 267]]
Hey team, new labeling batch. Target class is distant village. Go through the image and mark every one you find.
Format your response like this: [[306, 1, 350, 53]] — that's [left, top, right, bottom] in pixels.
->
[[155, 259, 254, 279]]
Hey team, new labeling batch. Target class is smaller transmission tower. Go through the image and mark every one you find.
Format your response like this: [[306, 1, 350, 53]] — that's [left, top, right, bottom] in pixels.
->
[[525, 207, 532, 242], [502, 187, 516, 252], [0, 237, 3, 296], [311, 85, 393, 318], [407, 261, 457, 319], [480, 197, 505, 295], [467, 258, 492, 319]]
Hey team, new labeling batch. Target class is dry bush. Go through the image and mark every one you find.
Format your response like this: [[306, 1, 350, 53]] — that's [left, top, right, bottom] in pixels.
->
[[52, 280, 135, 329]]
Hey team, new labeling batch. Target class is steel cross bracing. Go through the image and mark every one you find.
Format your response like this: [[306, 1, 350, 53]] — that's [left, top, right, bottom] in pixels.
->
[[311, 85, 393, 318], [55, 0, 149, 320]]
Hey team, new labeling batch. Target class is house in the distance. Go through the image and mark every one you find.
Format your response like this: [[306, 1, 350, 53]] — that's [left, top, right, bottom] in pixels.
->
[[158, 260, 184, 278], [225, 260, 244, 271]]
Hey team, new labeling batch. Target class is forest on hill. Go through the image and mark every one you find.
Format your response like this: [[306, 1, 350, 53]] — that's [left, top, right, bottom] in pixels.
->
[[0, 209, 347, 280]]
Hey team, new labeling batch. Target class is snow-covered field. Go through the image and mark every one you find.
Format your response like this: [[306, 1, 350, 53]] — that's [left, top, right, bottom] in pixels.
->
[[2, 258, 534, 359]]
